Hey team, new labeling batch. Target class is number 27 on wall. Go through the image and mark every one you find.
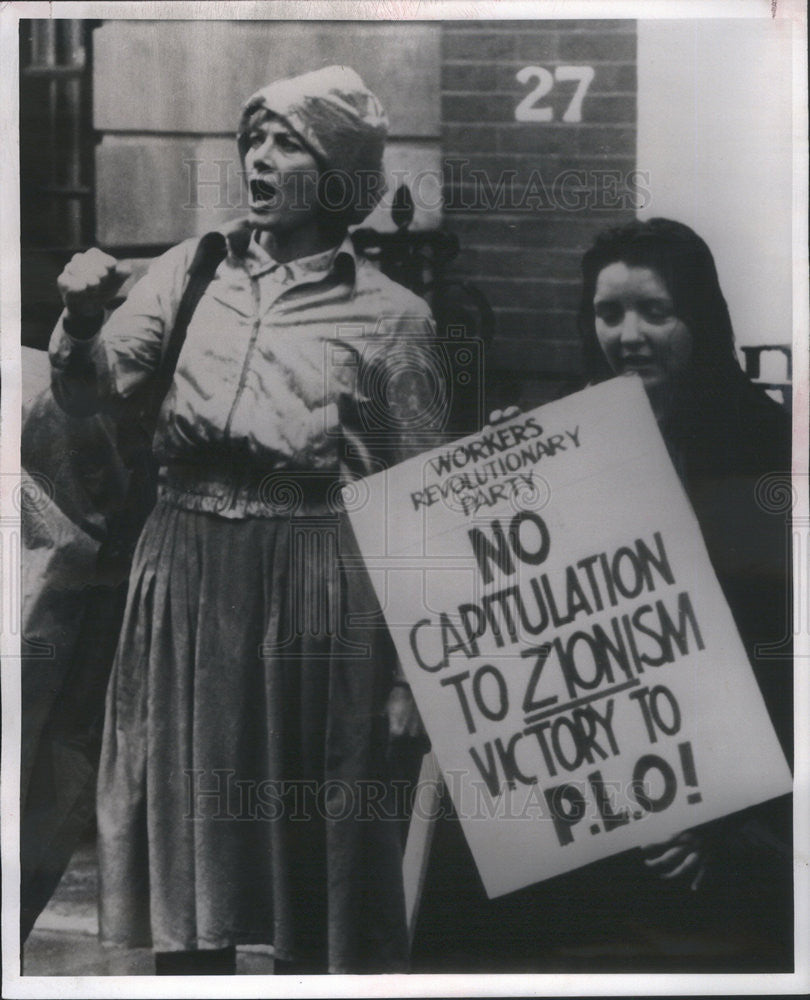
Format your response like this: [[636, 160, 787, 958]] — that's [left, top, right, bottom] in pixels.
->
[[515, 65, 595, 123]]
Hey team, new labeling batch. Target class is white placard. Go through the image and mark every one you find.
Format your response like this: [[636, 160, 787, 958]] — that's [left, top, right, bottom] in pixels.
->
[[348, 376, 792, 898]]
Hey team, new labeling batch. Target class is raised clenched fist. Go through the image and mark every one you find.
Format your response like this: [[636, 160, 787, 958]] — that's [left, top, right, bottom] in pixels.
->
[[57, 248, 131, 320]]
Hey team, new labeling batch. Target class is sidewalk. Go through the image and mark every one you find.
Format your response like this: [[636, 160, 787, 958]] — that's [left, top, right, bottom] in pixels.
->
[[22, 840, 276, 976]]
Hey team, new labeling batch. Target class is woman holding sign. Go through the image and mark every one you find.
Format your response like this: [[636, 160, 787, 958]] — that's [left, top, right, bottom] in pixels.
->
[[49, 66, 438, 975], [413, 217, 791, 972], [579, 217, 792, 755], [574, 217, 793, 962]]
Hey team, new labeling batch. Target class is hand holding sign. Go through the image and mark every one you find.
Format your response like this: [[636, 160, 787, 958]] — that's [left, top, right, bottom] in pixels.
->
[[642, 828, 708, 890], [387, 684, 427, 741], [487, 406, 521, 426]]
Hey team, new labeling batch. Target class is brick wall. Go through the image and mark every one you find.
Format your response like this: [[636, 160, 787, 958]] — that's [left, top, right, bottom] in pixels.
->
[[440, 20, 638, 410]]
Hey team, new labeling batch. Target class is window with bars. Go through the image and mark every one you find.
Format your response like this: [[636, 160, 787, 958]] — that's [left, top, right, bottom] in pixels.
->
[[20, 19, 95, 347], [20, 19, 95, 248]]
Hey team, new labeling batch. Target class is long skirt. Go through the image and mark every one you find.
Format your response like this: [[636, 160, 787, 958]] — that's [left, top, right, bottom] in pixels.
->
[[96, 499, 409, 973]]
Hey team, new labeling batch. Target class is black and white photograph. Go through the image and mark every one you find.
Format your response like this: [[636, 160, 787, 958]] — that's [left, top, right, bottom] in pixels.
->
[[1, 1, 808, 995]]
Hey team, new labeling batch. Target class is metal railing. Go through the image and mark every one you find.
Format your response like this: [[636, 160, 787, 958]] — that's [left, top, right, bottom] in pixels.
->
[[741, 345, 792, 410], [353, 184, 495, 435]]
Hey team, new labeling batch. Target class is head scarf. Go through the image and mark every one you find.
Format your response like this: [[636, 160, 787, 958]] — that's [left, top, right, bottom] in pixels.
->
[[237, 65, 389, 226]]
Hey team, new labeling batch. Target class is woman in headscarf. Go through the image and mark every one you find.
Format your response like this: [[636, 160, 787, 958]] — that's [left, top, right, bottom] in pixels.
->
[[579, 217, 791, 751], [572, 217, 793, 963], [50, 66, 441, 975], [414, 217, 792, 972]]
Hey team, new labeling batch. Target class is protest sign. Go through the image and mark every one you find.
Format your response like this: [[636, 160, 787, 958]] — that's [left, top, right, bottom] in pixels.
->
[[347, 376, 792, 898]]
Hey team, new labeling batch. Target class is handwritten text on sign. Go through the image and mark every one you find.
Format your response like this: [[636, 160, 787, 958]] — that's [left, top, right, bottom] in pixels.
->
[[348, 378, 791, 897]]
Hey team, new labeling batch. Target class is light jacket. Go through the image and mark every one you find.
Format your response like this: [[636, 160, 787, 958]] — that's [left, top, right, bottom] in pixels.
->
[[50, 222, 444, 517]]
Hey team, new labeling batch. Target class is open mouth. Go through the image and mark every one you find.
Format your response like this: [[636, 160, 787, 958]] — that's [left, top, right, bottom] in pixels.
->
[[249, 177, 280, 209]]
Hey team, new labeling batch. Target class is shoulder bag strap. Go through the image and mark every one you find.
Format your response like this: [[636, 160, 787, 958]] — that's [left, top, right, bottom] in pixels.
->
[[150, 230, 228, 408]]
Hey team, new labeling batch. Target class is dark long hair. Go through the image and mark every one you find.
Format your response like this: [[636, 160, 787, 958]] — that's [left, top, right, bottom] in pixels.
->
[[578, 217, 751, 450]]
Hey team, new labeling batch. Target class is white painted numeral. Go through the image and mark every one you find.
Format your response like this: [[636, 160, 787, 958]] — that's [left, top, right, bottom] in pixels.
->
[[554, 65, 596, 123], [514, 65, 595, 124], [514, 66, 554, 122]]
